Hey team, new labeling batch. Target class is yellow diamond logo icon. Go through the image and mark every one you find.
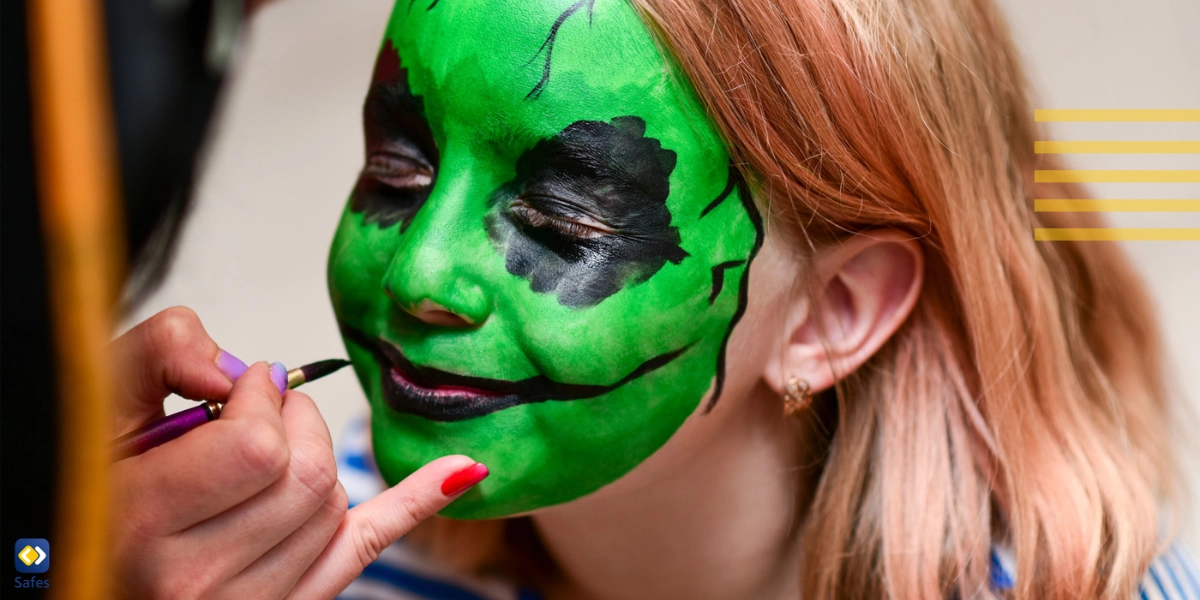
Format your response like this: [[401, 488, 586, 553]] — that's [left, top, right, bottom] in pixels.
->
[[18, 545, 37, 566]]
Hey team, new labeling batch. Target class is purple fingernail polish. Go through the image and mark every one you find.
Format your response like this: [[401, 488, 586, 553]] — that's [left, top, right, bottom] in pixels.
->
[[216, 349, 248, 381], [269, 362, 288, 395]]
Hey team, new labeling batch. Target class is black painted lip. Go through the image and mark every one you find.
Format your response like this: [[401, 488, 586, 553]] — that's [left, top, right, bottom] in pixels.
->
[[339, 323, 690, 422]]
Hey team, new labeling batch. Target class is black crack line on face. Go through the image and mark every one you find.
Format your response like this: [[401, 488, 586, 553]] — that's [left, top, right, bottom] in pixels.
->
[[704, 165, 764, 413], [486, 116, 688, 307], [700, 164, 738, 218], [407, 0, 440, 12], [709, 260, 745, 305], [340, 322, 691, 421], [352, 40, 439, 233], [524, 0, 596, 100]]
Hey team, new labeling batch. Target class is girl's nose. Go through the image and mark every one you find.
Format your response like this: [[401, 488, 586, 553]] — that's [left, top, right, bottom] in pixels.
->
[[393, 297, 477, 327]]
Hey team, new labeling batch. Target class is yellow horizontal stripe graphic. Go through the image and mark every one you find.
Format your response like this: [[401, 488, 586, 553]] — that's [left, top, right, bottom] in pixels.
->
[[1035, 199, 1200, 212], [1034, 170, 1200, 183], [1035, 228, 1200, 241], [1035, 109, 1200, 122], [1034, 141, 1200, 154]]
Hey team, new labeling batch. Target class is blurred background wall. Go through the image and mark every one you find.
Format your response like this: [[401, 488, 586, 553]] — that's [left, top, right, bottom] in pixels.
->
[[126, 0, 1199, 551]]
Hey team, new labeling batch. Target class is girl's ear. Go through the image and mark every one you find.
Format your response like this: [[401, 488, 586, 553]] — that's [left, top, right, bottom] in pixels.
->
[[763, 230, 924, 396]]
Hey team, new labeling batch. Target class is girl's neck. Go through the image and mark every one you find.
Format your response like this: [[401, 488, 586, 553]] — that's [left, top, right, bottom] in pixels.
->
[[531, 384, 811, 600]]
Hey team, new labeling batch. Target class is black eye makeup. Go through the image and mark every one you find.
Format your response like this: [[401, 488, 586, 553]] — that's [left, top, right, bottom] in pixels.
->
[[351, 41, 438, 232], [486, 116, 689, 308]]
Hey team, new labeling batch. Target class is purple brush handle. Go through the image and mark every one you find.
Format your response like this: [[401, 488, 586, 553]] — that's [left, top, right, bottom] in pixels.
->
[[112, 402, 221, 460]]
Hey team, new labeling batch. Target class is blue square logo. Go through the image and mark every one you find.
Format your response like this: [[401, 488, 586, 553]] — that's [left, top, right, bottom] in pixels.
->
[[14, 539, 49, 573]]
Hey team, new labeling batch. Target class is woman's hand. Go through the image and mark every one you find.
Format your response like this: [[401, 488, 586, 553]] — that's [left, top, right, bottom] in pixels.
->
[[109, 307, 486, 599]]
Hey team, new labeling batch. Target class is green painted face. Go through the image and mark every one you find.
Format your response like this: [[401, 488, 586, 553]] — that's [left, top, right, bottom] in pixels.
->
[[327, 0, 762, 519]]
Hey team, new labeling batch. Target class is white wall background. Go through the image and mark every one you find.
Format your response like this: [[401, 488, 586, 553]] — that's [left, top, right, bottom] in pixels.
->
[[126, 0, 1199, 552]]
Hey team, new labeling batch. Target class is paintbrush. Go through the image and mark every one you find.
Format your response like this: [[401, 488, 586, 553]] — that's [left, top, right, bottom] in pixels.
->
[[111, 359, 351, 460]]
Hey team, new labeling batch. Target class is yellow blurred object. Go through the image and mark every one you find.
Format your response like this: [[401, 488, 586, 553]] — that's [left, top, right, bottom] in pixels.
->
[[1035, 170, 1200, 183], [1034, 228, 1200, 241], [1035, 199, 1200, 212], [1035, 109, 1200, 122], [1034, 140, 1200, 154], [27, 0, 126, 597]]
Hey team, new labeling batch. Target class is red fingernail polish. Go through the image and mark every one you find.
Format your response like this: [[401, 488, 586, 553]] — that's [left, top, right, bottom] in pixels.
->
[[440, 462, 489, 496]]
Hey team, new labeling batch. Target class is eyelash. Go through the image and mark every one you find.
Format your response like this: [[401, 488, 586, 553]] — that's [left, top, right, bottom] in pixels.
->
[[363, 151, 433, 189], [509, 200, 611, 240]]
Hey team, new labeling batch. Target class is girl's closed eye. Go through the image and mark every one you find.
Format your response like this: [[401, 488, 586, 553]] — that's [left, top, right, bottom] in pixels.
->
[[363, 150, 433, 190], [508, 197, 613, 240]]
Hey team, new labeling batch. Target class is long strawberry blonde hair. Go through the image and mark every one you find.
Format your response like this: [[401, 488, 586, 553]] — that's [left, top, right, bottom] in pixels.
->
[[410, 0, 1185, 597]]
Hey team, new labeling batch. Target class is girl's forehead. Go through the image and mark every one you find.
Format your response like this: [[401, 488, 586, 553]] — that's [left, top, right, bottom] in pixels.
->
[[386, 0, 705, 146]]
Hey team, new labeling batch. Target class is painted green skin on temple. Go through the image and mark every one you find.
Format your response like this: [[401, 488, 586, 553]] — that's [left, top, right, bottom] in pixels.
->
[[327, 0, 762, 519]]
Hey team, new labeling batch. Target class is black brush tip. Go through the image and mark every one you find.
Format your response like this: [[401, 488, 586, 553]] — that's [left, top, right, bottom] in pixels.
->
[[297, 359, 352, 385]]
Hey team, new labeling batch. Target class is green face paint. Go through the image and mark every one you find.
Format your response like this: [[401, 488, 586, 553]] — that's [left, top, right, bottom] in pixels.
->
[[327, 0, 763, 518]]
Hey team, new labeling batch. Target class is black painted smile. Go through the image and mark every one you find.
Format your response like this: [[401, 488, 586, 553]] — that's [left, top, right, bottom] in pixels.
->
[[339, 323, 690, 421]]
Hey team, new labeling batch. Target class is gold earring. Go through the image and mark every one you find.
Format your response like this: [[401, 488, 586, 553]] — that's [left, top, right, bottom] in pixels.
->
[[783, 377, 812, 416]]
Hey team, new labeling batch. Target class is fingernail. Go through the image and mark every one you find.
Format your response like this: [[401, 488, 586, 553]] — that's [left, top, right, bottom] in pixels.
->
[[269, 362, 288, 395], [441, 462, 489, 496], [215, 349, 248, 381]]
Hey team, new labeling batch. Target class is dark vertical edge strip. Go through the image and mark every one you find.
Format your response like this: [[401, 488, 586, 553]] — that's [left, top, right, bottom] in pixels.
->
[[1, 0, 60, 562]]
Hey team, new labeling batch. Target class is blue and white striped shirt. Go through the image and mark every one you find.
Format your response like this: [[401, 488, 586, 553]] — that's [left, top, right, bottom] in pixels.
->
[[334, 418, 1200, 600]]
